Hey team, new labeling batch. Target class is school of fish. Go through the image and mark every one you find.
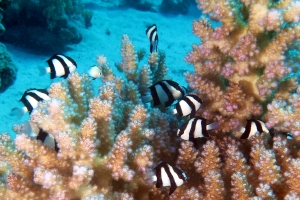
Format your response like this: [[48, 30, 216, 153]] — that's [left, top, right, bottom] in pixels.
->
[[9, 24, 292, 196]]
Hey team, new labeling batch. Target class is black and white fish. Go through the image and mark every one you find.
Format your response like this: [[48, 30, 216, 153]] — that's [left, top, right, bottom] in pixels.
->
[[20, 121, 59, 152], [171, 94, 202, 118], [239, 119, 269, 139], [286, 133, 294, 140], [142, 80, 187, 107], [146, 24, 158, 53], [149, 161, 187, 195], [38, 53, 77, 79], [177, 117, 218, 143], [87, 65, 102, 80], [36, 129, 59, 152], [11, 88, 51, 118]]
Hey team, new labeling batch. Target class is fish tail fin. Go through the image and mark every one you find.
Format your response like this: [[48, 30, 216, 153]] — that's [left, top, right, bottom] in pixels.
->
[[164, 99, 174, 107], [141, 95, 153, 104], [235, 124, 245, 133], [10, 107, 26, 118], [206, 122, 219, 130], [191, 138, 199, 149], [168, 108, 177, 115], [145, 175, 157, 184], [169, 184, 177, 195], [37, 66, 47, 76]]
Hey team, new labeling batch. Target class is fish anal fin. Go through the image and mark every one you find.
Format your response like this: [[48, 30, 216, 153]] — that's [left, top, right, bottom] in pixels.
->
[[169, 184, 177, 195], [156, 179, 163, 188], [190, 138, 199, 149], [164, 99, 174, 107], [142, 95, 153, 104]]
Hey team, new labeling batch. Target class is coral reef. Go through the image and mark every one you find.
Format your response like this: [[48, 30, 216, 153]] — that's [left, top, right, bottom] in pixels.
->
[[0, 35, 178, 199], [185, 0, 300, 137], [0, 0, 12, 35], [0, 0, 12, 9], [180, 0, 300, 198], [1, 0, 300, 199], [0, 0, 17, 93], [1, 0, 92, 52], [0, 43, 17, 93]]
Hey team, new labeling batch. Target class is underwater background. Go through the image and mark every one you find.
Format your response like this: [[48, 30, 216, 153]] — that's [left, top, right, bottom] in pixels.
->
[[1, 0, 300, 199], [0, 0, 198, 137]]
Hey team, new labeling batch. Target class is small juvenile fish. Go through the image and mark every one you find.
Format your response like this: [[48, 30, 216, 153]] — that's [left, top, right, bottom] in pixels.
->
[[87, 65, 102, 80], [11, 88, 51, 118], [146, 24, 158, 53], [286, 133, 293, 140], [171, 94, 203, 118], [148, 161, 187, 195], [177, 117, 218, 144], [38, 53, 77, 79], [239, 119, 269, 139], [142, 80, 187, 107]]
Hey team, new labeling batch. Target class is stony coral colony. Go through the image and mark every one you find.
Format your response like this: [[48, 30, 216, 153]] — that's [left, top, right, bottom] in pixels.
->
[[0, 0, 300, 199]]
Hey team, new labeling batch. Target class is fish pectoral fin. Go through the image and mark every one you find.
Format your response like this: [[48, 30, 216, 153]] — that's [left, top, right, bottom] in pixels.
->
[[10, 107, 25, 118], [141, 95, 153, 104], [37, 66, 47, 76]]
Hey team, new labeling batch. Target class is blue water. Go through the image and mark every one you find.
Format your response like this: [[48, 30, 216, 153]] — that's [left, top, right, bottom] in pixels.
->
[[0, 1, 200, 138]]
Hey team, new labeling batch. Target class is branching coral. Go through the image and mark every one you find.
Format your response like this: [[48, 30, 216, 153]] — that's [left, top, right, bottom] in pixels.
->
[[179, 0, 300, 198], [0, 43, 17, 92], [1, 0, 300, 199], [0, 35, 179, 199], [186, 0, 300, 135]]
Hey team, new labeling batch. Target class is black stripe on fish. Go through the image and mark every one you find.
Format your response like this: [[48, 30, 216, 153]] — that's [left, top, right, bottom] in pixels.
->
[[149, 80, 174, 107], [160, 81, 176, 107], [163, 162, 176, 195], [54, 140, 60, 152], [177, 119, 190, 138], [150, 83, 161, 106], [175, 101, 184, 117], [36, 129, 48, 142], [163, 80, 185, 107], [240, 120, 254, 139], [181, 96, 195, 117]]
